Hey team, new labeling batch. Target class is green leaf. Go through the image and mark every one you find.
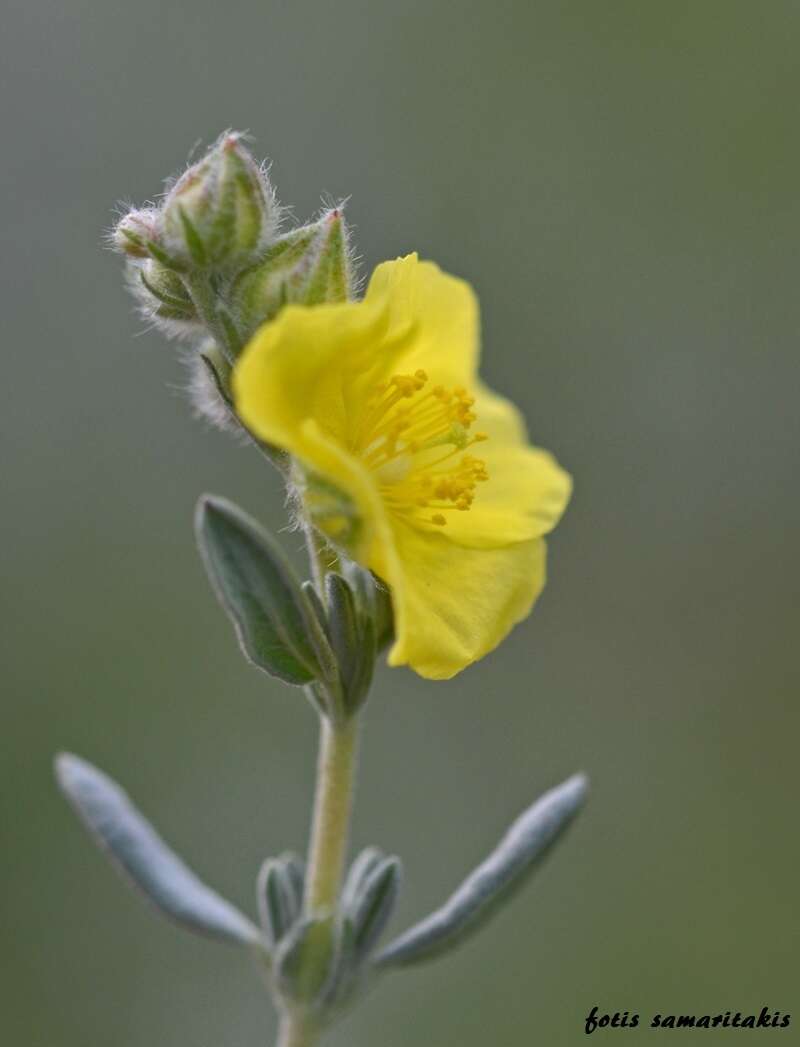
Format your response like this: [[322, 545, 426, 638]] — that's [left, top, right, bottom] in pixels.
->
[[196, 496, 335, 685], [274, 916, 336, 1005], [341, 847, 385, 913], [54, 753, 260, 947], [323, 571, 377, 714], [257, 853, 305, 947], [340, 559, 393, 652], [349, 855, 401, 958], [374, 773, 588, 968]]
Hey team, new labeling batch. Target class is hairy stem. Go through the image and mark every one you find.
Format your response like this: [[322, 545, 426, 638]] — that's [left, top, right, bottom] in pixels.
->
[[183, 271, 241, 364], [304, 715, 360, 914], [274, 717, 359, 1047], [304, 524, 340, 596]]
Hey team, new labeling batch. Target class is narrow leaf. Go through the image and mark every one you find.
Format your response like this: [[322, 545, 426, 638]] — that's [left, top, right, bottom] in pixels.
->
[[351, 856, 401, 958], [196, 495, 334, 685], [257, 853, 305, 947], [324, 572, 376, 713], [320, 915, 357, 1007], [341, 846, 385, 913], [374, 773, 588, 967], [340, 560, 393, 652], [55, 753, 260, 946]]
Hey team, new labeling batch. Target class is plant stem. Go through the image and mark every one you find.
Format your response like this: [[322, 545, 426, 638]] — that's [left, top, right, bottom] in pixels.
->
[[304, 714, 360, 914], [276, 1010, 319, 1047], [275, 717, 359, 1047], [276, 530, 359, 1047], [304, 524, 340, 596], [183, 271, 240, 364]]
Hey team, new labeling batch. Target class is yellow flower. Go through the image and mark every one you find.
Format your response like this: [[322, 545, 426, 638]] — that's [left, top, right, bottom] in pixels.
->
[[233, 255, 571, 679]]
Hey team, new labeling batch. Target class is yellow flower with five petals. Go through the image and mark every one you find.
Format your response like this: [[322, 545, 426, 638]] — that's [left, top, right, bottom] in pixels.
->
[[233, 254, 571, 679]]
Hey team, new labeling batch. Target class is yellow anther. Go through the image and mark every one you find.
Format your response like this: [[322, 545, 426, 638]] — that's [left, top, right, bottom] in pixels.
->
[[358, 372, 490, 525]]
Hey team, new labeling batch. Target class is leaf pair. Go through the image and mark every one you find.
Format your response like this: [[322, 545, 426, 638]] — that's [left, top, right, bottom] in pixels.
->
[[56, 752, 587, 978], [196, 494, 392, 720], [258, 847, 401, 1009]]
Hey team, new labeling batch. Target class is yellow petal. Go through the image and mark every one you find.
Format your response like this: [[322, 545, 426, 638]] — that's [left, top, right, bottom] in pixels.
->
[[432, 383, 572, 548], [234, 295, 391, 451], [233, 253, 571, 680], [435, 443, 572, 548], [234, 255, 478, 454], [365, 255, 479, 389], [377, 522, 548, 679]]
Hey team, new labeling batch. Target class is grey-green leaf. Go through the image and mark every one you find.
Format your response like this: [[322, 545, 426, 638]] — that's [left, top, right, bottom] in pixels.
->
[[257, 853, 305, 947], [55, 753, 260, 947], [196, 495, 334, 685], [341, 846, 385, 913], [274, 916, 336, 1005], [350, 855, 401, 959], [340, 559, 393, 652], [374, 773, 588, 968], [324, 572, 375, 712]]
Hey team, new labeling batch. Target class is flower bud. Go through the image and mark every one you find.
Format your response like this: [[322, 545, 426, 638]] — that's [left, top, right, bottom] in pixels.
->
[[111, 208, 162, 259], [293, 207, 353, 307], [230, 209, 353, 335], [162, 133, 277, 271], [137, 258, 196, 319]]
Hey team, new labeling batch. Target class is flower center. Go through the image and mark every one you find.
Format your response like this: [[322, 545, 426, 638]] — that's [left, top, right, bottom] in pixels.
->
[[352, 369, 489, 527]]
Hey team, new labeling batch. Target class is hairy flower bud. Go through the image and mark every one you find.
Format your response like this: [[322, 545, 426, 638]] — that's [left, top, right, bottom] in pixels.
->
[[111, 208, 162, 259], [293, 207, 353, 307], [125, 258, 199, 339], [162, 133, 277, 272], [230, 209, 353, 336], [137, 258, 196, 315]]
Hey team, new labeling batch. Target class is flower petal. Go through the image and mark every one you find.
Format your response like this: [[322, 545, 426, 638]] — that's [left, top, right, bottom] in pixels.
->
[[435, 444, 572, 549], [234, 255, 479, 456], [365, 255, 479, 389], [234, 295, 391, 450], [427, 383, 572, 548], [376, 522, 549, 679], [233, 254, 571, 680]]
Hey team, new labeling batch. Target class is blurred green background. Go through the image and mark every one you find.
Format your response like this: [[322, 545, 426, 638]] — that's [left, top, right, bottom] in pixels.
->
[[2, 1, 798, 1044]]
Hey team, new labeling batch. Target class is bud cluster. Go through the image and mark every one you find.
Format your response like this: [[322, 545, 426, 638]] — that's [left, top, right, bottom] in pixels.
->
[[111, 132, 354, 429]]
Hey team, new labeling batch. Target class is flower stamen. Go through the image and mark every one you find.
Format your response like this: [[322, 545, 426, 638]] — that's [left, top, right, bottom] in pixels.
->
[[353, 370, 490, 527]]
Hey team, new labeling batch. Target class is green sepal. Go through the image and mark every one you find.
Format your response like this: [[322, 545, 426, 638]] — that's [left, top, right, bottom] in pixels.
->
[[230, 209, 352, 337], [195, 495, 336, 686], [229, 225, 321, 336], [138, 261, 196, 316], [198, 342, 234, 406], [298, 209, 351, 306], [145, 238, 185, 271]]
